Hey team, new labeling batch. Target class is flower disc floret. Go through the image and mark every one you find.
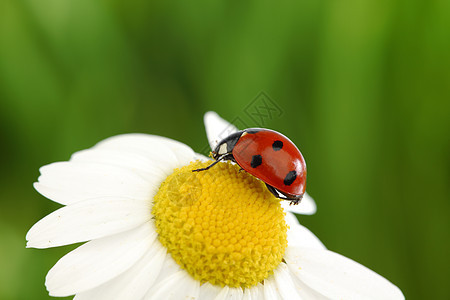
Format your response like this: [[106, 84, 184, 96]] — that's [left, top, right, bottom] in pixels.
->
[[152, 160, 288, 288]]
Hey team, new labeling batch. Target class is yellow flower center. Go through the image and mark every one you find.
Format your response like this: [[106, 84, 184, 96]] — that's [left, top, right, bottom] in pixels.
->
[[152, 160, 288, 288]]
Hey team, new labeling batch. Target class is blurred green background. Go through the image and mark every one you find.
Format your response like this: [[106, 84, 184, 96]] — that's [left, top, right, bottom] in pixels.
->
[[1, 0, 449, 299]]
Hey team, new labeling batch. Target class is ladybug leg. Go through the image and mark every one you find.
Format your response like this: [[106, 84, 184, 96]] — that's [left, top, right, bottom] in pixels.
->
[[286, 193, 303, 205], [265, 184, 282, 199], [265, 184, 303, 205], [192, 154, 233, 172], [287, 194, 303, 205], [192, 160, 221, 172]]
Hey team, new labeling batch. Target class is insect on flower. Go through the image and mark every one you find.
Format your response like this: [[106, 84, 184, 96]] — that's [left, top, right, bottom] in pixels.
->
[[194, 128, 306, 205]]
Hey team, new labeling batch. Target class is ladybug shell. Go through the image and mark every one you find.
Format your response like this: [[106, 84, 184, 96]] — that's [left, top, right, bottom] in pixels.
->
[[232, 129, 306, 197]]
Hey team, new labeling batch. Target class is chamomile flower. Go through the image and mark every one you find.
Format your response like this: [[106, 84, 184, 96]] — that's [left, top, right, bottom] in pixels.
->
[[26, 112, 404, 299]]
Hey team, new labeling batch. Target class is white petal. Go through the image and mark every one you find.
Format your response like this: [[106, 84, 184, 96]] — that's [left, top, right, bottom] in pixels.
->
[[35, 134, 197, 205], [35, 162, 153, 205], [263, 276, 282, 300], [281, 192, 316, 215], [212, 286, 244, 300], [242, 283, 263, 300], [213, 286, 230, 300], [272, 263, 302, 300], [225, 287, 243, 300], [71, 148, 167, 183], [74, 242, 166, 300], [147, 252, 183, 290], [94, 133, 196, 171], [144, 271, 200, 300], [287, 224, 326, 250], [204, 111, 239, 150], [199, 282, 222, 300], [46, 222, 157, 297], [195, 153, 211, 162], [289, 273, 328, 299], [284, 211, 300, 227], [149, 135, 198, 166], [26, 196, 150, 248], [284, 247, 405, 300]]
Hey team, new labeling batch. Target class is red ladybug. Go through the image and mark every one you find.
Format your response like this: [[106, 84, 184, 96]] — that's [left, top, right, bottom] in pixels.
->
[[194, 128, 306, 204]]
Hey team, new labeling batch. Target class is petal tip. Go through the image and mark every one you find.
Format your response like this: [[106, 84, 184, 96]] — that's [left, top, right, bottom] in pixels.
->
[[281, 192, 317, 215], [203, 111, 239, 151], [204, 111, 219, 120], [33, 181, 40, 191]]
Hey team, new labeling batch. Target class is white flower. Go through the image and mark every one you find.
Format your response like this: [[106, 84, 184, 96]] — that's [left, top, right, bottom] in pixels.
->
[[26, 111, 404, 299]]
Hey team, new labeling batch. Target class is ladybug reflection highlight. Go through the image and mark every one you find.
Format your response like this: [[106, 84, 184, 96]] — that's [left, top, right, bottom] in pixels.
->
[[193, 128, 306, 205]]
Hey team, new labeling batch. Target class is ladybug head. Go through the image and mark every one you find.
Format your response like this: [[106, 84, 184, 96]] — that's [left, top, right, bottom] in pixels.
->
[[212, 131, 244, 160]]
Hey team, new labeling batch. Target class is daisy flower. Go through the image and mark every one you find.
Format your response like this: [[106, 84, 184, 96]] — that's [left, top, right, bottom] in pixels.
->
[[26, 111, 404, 299]]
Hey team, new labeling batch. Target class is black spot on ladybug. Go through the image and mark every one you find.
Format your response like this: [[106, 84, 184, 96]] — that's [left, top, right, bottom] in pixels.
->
[[284, 170, 297, 186], [250, 155, 262, 168], [272, 140, 283, 151]]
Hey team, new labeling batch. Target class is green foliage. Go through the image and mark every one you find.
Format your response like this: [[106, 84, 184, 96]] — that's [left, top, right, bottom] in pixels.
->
[[1, 0, 449, 299]]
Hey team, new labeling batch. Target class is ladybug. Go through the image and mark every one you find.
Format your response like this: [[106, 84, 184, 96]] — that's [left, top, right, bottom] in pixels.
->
[[193, 128, 306, 205]]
